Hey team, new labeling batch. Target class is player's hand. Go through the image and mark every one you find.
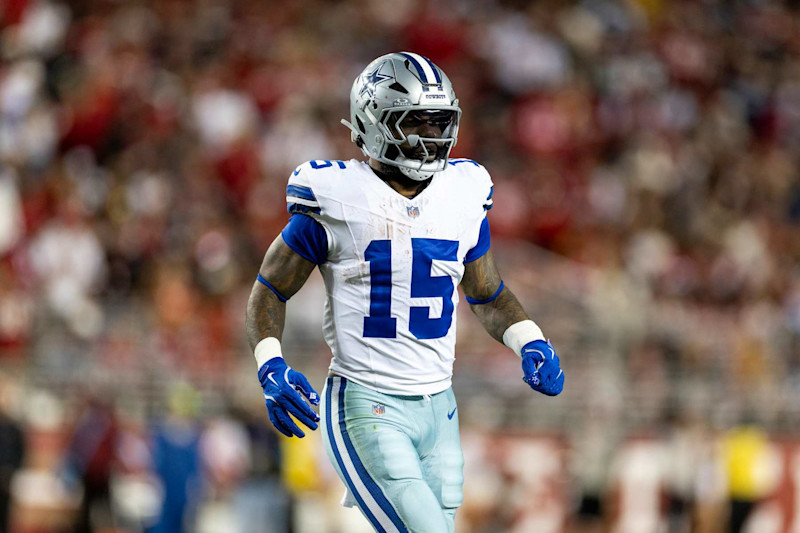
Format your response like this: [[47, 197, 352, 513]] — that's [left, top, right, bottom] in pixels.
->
[[258, 356, 320, 438], [521, 339, 564, 396]]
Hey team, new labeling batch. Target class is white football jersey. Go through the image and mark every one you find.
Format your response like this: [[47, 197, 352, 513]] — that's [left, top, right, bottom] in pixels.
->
[[285, 158, 493, 395]]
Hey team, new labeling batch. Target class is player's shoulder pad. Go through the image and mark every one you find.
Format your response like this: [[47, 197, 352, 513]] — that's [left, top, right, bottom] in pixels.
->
[[286, 159, 351, 216], [446, 158, 494, 211]]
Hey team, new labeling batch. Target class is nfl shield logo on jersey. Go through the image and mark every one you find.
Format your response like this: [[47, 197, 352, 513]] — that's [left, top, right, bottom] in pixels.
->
[[373, 403, 385, 416], [407, 205, 420, 218]]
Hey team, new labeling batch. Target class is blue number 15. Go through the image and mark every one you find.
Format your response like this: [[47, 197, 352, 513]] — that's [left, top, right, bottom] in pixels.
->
[[363, 238, 458, 340]]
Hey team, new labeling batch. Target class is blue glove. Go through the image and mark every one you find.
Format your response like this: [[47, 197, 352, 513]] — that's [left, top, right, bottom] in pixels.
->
[[521, 339, 564, 396], [259, 357, 320, 438]]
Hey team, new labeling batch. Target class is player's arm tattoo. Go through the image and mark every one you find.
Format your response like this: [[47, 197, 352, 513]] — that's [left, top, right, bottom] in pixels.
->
[[245, 235, 317, 350], [461, 250, 529, 343]]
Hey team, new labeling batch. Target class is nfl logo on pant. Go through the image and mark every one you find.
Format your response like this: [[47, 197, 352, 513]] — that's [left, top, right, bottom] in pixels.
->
[[373, 403, 385, 416]]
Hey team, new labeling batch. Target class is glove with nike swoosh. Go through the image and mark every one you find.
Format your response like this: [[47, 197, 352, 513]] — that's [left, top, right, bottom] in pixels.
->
[[259, 356, 320, 438], [521, 339, 565, 396]]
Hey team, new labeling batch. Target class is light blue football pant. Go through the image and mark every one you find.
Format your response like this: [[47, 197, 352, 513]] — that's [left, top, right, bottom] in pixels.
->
[[321, 376, 464, 533]]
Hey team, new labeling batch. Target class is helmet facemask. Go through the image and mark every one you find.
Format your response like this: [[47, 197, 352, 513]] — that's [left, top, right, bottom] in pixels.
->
[[379, 108, 461, 181]]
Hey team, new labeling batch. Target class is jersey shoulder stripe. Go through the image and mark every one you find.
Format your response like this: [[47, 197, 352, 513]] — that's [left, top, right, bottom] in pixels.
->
[[287, 184, 317, 201], [287, 203, 321, 215], [287, 163, 323, 214], [286, 160, 365, 218], [286, 182, 320, 214], [447, 158, 480, 167]]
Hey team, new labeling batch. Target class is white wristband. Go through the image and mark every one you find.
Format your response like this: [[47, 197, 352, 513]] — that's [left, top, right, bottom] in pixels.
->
[[254, 337, 283, 369], [502, 320, 545, 358]]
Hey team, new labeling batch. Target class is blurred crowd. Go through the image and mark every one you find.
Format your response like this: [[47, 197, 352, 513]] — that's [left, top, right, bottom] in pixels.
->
[[2, 0, 800, 531]]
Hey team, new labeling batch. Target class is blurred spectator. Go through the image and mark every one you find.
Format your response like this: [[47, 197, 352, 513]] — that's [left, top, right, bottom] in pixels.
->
[[230, 407, 290, 533], [570, 410, 619, 532], [200, 414, 250, 494], [0, 388, 24, 533], [662, 411, 709, 533], [0, 166, 23, 257], [28, 194, 106, 340], [0, 261, 33, 355], [62, 393, 119, 533], [113, 418, 162, 531], [148, 383, 204, 533], [195, 411, 250, 532], [721, 423, 779, 533]]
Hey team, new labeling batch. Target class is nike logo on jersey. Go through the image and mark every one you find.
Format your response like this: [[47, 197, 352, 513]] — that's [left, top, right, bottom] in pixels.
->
[[447, 407, 457, 420]]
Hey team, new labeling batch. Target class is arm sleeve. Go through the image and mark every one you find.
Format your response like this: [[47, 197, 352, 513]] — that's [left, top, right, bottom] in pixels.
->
[[281, 214, 328, 264], [464, 217, 491, 263]]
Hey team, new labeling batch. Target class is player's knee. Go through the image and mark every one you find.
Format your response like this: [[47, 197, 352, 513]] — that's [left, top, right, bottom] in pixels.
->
[[393, 482, 452, 533]]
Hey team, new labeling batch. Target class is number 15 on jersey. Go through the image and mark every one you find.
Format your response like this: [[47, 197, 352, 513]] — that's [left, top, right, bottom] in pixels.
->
[[363, 238, 458, 340]]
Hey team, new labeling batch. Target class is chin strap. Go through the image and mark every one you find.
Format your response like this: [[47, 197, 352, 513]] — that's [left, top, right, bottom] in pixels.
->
[[398, 165, 434, 182]]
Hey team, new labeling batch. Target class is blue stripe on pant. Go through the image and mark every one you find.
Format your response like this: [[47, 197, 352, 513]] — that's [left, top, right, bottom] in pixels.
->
[[337, 379, 408, 531], [324, 377, 408, 532]]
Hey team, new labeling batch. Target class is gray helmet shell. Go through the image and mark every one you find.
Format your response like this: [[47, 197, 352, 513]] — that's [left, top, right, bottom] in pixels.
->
[[342, 52, 461, 181]]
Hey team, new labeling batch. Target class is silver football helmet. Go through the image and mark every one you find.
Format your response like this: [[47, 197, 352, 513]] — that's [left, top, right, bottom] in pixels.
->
[[342, 52, 461, 181]]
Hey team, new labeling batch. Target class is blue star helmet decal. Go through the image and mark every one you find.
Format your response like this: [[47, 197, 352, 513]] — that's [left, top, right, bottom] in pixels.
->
[[359, 63, 393, 100]]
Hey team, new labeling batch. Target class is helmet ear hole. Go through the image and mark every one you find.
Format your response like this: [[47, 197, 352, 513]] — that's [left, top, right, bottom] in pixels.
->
[[356, 116, 366, 134]]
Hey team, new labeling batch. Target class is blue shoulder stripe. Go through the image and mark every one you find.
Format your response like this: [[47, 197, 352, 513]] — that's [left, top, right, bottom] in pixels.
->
[[487, 186, 494, 200], [448, 159, 480, 167], [286, 184, 317, 202], [287, 203, 321, 215]]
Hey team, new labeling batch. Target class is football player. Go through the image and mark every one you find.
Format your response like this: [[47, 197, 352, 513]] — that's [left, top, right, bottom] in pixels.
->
[[245, 52, 564, 532]]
